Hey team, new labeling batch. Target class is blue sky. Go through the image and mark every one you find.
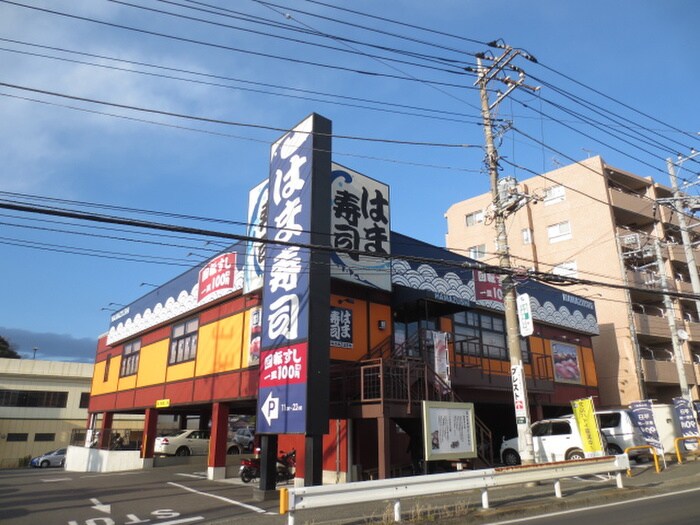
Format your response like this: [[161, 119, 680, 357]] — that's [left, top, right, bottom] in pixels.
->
[[1, 0, 698, 361]]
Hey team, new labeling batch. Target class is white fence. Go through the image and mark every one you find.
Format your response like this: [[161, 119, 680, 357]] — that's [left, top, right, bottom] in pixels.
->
[[281, 455, 630, 524]]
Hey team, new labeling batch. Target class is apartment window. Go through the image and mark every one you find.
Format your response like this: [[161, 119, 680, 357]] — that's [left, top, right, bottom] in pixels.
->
[[34, 433, 55, 442], [543, 185, 565, 205], [468, 244, 486, 260], [79, 392, 90, 409], [465, 210, 484, 227], [521, 228, 532, 245], [547, 221, 572, 243], [553, 261, 578, 278], [169, 318, 199, 365], [120, 339, 141, 377], [7, 433, 28, 442], [0, 390, 68, 408]]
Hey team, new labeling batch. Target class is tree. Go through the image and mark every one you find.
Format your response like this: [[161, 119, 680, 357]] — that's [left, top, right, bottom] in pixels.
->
[[0, 335, 21, 359]]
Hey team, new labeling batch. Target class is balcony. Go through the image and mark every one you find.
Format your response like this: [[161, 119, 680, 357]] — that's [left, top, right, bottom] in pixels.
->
[[658, 205, 681, 228], [641, 358, 697, 385], [684, 319, 700, 341], [609, 188, 655, 221], [633, 312, 672, 338]]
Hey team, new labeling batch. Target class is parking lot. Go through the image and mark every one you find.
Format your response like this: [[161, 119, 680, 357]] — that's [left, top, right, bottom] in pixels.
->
[[0, 460, 282, 525]]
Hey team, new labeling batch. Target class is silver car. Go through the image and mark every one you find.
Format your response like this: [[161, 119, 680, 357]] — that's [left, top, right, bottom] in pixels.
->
[[30, 448, 67, 468]]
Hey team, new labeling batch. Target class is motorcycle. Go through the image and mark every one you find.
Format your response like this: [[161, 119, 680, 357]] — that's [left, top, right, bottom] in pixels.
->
[[239, 448, 296, 483]]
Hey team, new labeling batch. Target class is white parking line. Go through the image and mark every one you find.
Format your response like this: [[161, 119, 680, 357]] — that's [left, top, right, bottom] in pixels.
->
[[168, 481, 269, 514], [41, 477, 71, 482], [176, 473, 207, 479]]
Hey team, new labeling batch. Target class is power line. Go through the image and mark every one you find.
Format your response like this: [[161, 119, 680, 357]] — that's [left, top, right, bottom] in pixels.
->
[[0, 92, 480, 174], [2, 198, 700, 302], [0, 39, 484, 125], [106, 0, 473, 76], [0, 82, 480, 149], [0, 0, 479, 90]]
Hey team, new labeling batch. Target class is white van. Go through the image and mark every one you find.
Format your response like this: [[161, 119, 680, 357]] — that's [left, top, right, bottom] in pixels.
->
[[500, 417, 593, 465], [596, 409, 647, 456]]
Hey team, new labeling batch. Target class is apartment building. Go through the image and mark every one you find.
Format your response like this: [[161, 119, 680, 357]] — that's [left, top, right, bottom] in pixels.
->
[[445, 156, 700, 407]]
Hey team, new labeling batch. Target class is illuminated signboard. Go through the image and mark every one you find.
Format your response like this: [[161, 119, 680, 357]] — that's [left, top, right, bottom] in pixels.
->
[[330, 164, 391, 290], [256, 114, 331, 435], [197, 252, 236, 304]]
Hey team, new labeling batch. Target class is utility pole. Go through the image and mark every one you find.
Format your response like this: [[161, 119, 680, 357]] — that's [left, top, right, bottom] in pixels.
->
[[473, 44, 539, 464], [666, 152, 700, 322], [654, 238, 691, 401]]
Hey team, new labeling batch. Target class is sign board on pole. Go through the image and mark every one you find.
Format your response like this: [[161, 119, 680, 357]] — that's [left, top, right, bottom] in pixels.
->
[[511, 364, 528, 425], [516, 293, 534, 337]]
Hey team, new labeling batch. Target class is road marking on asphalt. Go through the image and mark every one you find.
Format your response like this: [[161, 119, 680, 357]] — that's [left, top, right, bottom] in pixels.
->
[[148, 517, 204, 525], [176, 473, 207, 479], [486, 486, 700, 524], [168, 481, 268, 514], [41, 477, 71, 482], [81, 471, 145, 478]]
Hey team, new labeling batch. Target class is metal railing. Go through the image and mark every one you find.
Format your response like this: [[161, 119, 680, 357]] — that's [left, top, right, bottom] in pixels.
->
[[280, 455, 630, 524]]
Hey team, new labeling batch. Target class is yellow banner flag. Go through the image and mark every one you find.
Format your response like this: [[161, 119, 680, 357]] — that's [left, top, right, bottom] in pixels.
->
[[571, 397, 605, 457]]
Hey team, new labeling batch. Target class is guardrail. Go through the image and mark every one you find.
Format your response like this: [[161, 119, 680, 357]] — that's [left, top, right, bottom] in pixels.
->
[[674, 436, 700, 464], [280, 455, 629, 524], [624, 445, 661, 476]]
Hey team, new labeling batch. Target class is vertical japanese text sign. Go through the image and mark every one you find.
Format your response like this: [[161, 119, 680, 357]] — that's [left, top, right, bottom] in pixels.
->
[[256, 114, 331, 435]]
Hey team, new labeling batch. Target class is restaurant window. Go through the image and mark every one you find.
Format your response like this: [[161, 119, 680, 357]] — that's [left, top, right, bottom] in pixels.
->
[[453, 311, 529, 363], [169, 318, 199, 365], [120, 339, 141, 377]]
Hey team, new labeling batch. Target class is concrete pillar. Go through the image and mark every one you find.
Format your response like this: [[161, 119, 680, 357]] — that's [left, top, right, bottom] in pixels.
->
[[207, 402, 229, 480]]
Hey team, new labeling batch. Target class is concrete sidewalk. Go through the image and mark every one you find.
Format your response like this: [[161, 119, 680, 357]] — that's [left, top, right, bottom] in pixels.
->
[[212, 456, 700, 524]]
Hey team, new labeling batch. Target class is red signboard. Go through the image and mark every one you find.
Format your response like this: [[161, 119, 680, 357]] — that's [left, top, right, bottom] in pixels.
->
[[197, 253, 236, 303], [474, 270, 503, 304], [259, 342, 308, 388]]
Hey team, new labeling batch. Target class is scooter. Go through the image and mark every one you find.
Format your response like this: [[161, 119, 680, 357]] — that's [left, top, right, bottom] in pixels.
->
[[239, 449, 296, 483]]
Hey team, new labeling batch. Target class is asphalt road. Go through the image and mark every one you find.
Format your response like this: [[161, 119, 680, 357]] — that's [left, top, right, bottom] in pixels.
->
[[485, 486, 700, 525]]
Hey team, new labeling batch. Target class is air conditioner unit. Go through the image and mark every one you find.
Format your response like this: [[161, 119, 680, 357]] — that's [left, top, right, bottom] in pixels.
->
[[620, 233, 640, 250]]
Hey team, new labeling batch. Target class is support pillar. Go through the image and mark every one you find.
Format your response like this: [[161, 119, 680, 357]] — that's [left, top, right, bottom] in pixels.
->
[[304, 434, 323, 486], [98, 412, 113, 449], [141, 408, 159, 462], [208, 402, 229, 480], [377, 416, 391, 480], [254, 434, 278, 501]]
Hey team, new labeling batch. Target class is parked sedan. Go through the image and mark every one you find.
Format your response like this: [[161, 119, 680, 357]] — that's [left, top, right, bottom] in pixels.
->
[[154, 429, 210, 456], [29, 448, 67, 468]]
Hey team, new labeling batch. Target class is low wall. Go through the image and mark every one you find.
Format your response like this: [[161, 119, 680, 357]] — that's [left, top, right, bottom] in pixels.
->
[[64, 446, 149, 472]]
